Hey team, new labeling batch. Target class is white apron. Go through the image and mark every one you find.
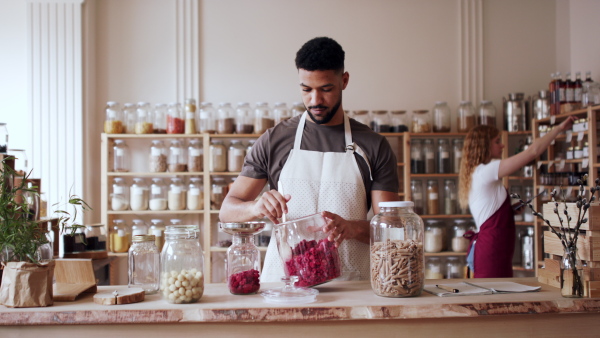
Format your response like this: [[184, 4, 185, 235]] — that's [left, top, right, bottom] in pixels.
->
[[261, 112, 370, 282]]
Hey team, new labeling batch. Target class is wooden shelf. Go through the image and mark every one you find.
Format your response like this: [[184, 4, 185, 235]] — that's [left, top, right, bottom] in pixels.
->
[[210, 246, 268, 252], [410, 173, 459, 178], [535, 105, 599, 124], [515, 221, 535, 226], [420, 214, 472, 219], [508, 131, 532, 136], [424, 251, 467, 257], [108, 210, 204, 215], [508, 176, 533, 180], [408, 132, 467, 137], [107, 171, 204, 176]]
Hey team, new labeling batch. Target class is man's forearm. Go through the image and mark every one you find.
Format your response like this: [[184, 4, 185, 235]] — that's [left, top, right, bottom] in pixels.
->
[[219, 196, 258, 222], [350, 219, 371, 244]]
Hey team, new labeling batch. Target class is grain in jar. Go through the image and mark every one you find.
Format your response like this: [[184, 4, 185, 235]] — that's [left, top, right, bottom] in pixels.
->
[[410, 139, 424, 174], [110, 219, 129, 253], [131, 219, 149, 237], [149, 178, 168, 211], [424, 220, 444, 253], [211, 177, 228, 210], [412, 110, 431, 133], [437, 139, 451, 174], [149, 220, 165, 252], [198, 102, 216, 134], [426, 180, 439, 215], [217, 102, 235, 134], [227, 140, 246, 172], [104, 101, 123, 133], [187, 139, 203, 172], [111, 177, 129, 211], [168, 178, 186, 211], [424, 139, 436, 174], [187, 177, 203, 210], [443, 179, 457, 215], [209, 140, 227, 172], [390, 110, 409, 132], [166, 102, 185, 134], [168, 139, 187, 172], [235, 102, 254, 134], [273, 102, 292, 125], [425, 257, 443, 279], [254, 102, 274, 134], [149, 140, 167, 172], [451, 220, 469, 252], [185, 99, 197, 134], [432, 102, 451, 132], [370, 110, 391, 132], [135, 102, 154, 134], [130, 178, 149, 211], [457, 101, 476, 133], [477, 100, 496, 127], [351, 110, 370, 126]]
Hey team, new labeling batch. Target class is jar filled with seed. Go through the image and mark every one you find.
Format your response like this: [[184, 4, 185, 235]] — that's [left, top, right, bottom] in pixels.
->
[[130, 178, 149, 211], [104, 101, 123, 134], [184, 99, 197, 134], [135, 102, 154, 134], [187, 177, 203, 210], [273, 102, 292, 125], [187, 139, 203, 172], [198, 102, 216, 134], [149, 178, 168, 211], [211, 177, 228, 209], [153, 103, 167, 134], [217, 102, 235, 134], [254, 102, 274, 134], [227, 140, 246, 172], [235, 102, 254, 134], [111, 177, 129, 211], [209, 140, 227, 172], [412, 110, 431, 133], [168, 178, 186, 211], [149, 140, 167, 172], [168, 139, 187, 172]]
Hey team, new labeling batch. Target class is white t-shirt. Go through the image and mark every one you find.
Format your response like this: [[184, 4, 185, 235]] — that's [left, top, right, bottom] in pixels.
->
[[468, 160, 507, 230]]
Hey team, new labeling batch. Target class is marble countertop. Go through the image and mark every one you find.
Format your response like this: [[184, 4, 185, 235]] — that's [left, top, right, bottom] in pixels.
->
[[1, 278, 600, 325]]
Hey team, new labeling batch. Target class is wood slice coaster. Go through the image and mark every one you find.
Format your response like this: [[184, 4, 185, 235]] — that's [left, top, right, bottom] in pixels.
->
[[93, 286, 145, 305]]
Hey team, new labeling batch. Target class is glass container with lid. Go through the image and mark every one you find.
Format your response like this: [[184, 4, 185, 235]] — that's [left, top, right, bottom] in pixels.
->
[[457, 101, 476, 133], [63, 226, 86, 254], [160, 225, 205, 303], [123, 103, 136, 134], [149, 220, 165, 252], [453, 139, 463, 173], [129, 234, 160, 294], [113, 139, 130, 172], [370, 201, 424, 297], [209, 140, 227, 172], [135, 102, 154, 134], [425, 257, 443, 279], [130, 178, 149, 211], [198, 102, 216, 134], [410, 139, 424, 174], [110, 219, 129, 253], [168, 178, 186, 211], [104, 101, 123, 134], [390, 110, 409, 132], [424, 139, 435, 174], [370, 110, 391, 132], [426, 180, 439, 215], [187, 177, 203, 210], [217, 102, 235, 134], [235, 102, 254, 134], [437, 139, 451, 174], [153, 103, 167, 133], [410, 180, 424, 214], [85, 224, 107, 251], [131, 219, 148, 237], [443, 179, 457, 215], [477, 100, 496, 127], [187, 139, 203, 172], [167, 102, 184, 134], [412, 110, 431, 133], [291, 102, 305, 117], [352, 110, 370, 126], [424, 220, 444, 253], [451, 220, 469, 252], [254, 102, 273, 134], [149, 140, 167, 172], [184, 99, 197, 134], [432, 101, 451, 132], [274, 102, 292, 125], [227, 140, 246, 172], [211, 177, 227, 209], [168, 139, 187, 172], [111, 177, 129, 211], [445, 257, 464, 279], [149, 178, 167, 211]]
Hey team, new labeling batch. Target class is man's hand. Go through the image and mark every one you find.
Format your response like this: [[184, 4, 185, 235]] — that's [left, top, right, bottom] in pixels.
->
[[251, 189, 291, 224], [321, 211, 368, 247]]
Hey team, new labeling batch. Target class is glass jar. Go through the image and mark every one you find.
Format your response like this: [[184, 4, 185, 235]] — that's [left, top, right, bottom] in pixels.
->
[[443, 179, 457, 215], [510, 186, 523, 222], [104, 101, 123, 134], [131, 219, 149, 237], [110, 219, 129, 253], [451, 220, 469, 252], [209, 140, 227, 172], [63, 226, 86, 254], [153, 103, 167, 133], [390, 110, 409, 132], [457, 101, 476, 133], [453, 139, 463, 173], [149, 220, 165, 252], [149, 140, 168, 172], [167, 102, 185, 134], [130, 178, 149, 211], [170, 219, 182, 226], [370, 110, 391, 132], [187, 177, 204, 210], [477, 100, 496, 127], [226, 232, 261, 295], [410, 180, 424, 215], [424, 220, 444, 253], [574, 146, 583, 159], [432, 101, 451, 132], [135, 102, 154, 134], [583, 142, 589, 158], [129, 235, 160, 294], [352, 110, 370, 126], [160, 226, 205, 303], [113, 139, 130, 172], [211, 177, 227, 210], [561, 246, 584, 298], [523, 186, 534, 222], [273, 102, 292, 125], [168, 177, 186, 211], [254, 102, 273, 134], [425, 257, 443, 279], [198, 102, 216, 134], [217, 102, 235, 134], [426, 180, 439, 215], [84, 224, 106, 251], [424, 139, 435, 174], [521, 227, 534, 270], [149, 178, 168, 211], [168, 139, 187, 172], [370, 201, 424, 297], [437, 139, 451, 173], [246, 139, 256, 156], [410, 139, 424, 174], [123, 103, 136, 134], [187, 139, 203, 172], [291, 102, 305, 117], [184, 98, 197, 134], [227, 140, 246, 172], [445, 257, 464, 279], [111, 178, 129, 211], [566, 146, 574, 160], [0, 123, 8, 153], [412, 110, 431, 133], [235, 102, 254, 134]]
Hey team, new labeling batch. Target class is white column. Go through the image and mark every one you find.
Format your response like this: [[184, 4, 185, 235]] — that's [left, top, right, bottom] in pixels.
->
[[176, 0, 200, 102], [460, 0, 483, 103], [27, 0, 84, 214]]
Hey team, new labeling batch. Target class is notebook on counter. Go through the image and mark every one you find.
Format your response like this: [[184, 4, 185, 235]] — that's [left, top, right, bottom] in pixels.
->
[[423, 281, 541, 297]]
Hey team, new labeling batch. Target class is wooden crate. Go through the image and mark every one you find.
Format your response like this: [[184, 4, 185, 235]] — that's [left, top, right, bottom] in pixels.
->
[[542, 203, 600, 231], [543, 231, 600, 262]]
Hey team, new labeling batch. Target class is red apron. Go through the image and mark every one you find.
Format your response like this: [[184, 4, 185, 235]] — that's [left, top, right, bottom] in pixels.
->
[[467, 193, 515, 278]]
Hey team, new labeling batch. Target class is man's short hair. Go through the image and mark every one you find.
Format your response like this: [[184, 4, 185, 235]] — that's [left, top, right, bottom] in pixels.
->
[[295, 37, 345, 73]]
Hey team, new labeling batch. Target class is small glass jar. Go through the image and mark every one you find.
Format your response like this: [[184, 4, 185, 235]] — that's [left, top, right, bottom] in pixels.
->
[[187, 177, 204, 210], [131, 219, 149, 237], [111, 178, 129, 211], [149, 178, 168, 211], [85, 224, 106, 251], [123, 103, 136, 134], [168, 177, 186, 211], [523, 186, 535, 222], [104, 101, 123, 134], [574, 146, 583, 159], [129, 235, 160, 295], [226, 231, 261, 295], [291, 102, 305, 117], [168, 139, 187, 172], [390, 110, 409, 132], [583, 142, 589, 158], [443, 179, 457, 215], [510, 186, 523, 222], [217, 102, 235, 134], [425, 257, 444, 279], [370, 201, 424, 297], [410, 180, 424, 215], [198, 102, 216, 134], [167, 102, 185, 134], [370, 110, 391, 132], [130, 178, 149, 211], [426, 180, 439, 215], [273, 102, 292, 125], [235, 102, 254, 134], [209, 140, 227, 172], [445, 257, 464, 279], [410, 139, 424, 174], [135, 102, 154, 134], [424, 139, 436, 174], [477, 100, 496, 127], [149, 220, 165, 252], [63, 226, 86, 254], [211, 177, 227, 210], [149, 140, 168, 172], [187, 139, 203, 172], [453, 139, 463, 173], [457, 101, 476, 133], [160, 226, 205, 304], [254, 102, 273, 134], [451, 220, 469, 252], [352, 110, 370, 126], [227, 140, 246, 172], [432, 101, 451, 132], [184, 99, 197, 134], [113, 139, 130, 172], [566, 146, 574, 160], [110, 219, 129, 253], [424, 220, 444, 253], [437, 139, 451, 174], [412, 110, 431, 133], [153, 103, 167, 133]]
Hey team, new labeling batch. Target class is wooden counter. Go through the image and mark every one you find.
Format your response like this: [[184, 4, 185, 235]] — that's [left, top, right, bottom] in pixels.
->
[[1, 278, 599, 337]]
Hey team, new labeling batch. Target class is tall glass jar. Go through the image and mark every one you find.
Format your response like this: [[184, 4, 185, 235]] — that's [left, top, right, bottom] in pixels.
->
[[111, 178, 129, 211], [187, 139, 203, 172], [185, 99, 197, 134], [129, 235, 160, 294], [424, 139, 435, 174], [352, 110, 370, 126], [369, 201, 424, 297], [523, 186, 534, 222], [149, 140, 167, 172], [410, 180, 424, 214], [209, 140, 227, 172], [273, 102, 292, 125], [254, 102, 273, 134], [211, 177, 227, 209], [198, 102, 216, 134], [104, 101, 123, 134], [457, 101, 476, 133], [291, 102, 305, 117], [426, 180, 439, 215], [149, 220, 165, 252], [412, 110, 431, 133], [187, 177, 203, 210], [153, 103, 167, 133], [453, 139, 463, 173], [561, 246, 584, 298], [110, 219, 129, 253], [217, 102, 235, 134], [226, 232, 261, 295], [443, 179, 457, 215], [168, 177, 186, 211], [437, 139, 451, 174], [451, 220, 469, 252], [424, 220, 444, 253], [85, 224, 107, 251], [235, 102, 254, 134], [160, 226, 205, 303], [167, 102, 185, 134], [168, 139, 187, 172], [130, 178, 149, 211], [370, 110, 391, 132], [123, 103, 136, 134], [227, 140, 246, 172], [432, 101, 451, 132], [390, 110, 409, 132], [510, 186, 523, 222], [135, 102, 154, 134], [149, 178, 168, 211], [477, 100, 496, 127], [445, 257, 464, 279], [113, 140, 130, 172], [410, 139, 424, 174], [425, 257, 443, 279]]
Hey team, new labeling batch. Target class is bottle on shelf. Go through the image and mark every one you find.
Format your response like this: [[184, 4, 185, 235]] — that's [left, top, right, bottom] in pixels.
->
[[217, 102, 235, 134], [410, 139, 425, 174], [410, 180, 425, 215], [85, 224, 107, 251], [130, 178, 149, 211], [521, 227, 534, 270], [111, 177, 129, 211], [211, 177, 228, 210], [135, 102, 154, 134], [187, 139, 203, 172], [424, 139, 435, 174], [273, 102, 292, 126], [235, 102, 254, 134], [209, 140, 227, 172], [168, 139, 187, 172], [456, 101, 475, 133], [184, 99, 197, 134], [452, 139, 463, 174], [437, 139, 451, 174], [451, 220, 469, 252], [412, 110, 431, 133], [104, 101, 123, 134], [477, 100, 496, 127], [565, 72, 574, 103], [149, 140, 167, 173], [445, 257, 464, 279], [168, 177, 186, 211], [352, 110, 370, 127], [166, 102, 185, 134], [574, 72, 583, 104], [227, 140, 246, 172], [149, 220, 165, 252], [113, 139, 130, 172], [370, 110, 391, 132], [432, 102, 451, 132], [426, 180, 439, 215], [254, 102, 273, 134], [198, 102, 216, 134], [149, 178, 168, 211], [131, 219, 148, 237], [443, 179, 457, 215], [110, 219, 129, 253], [424, 220, 444, 253], [425, 257, 443, 279], [187, 177, 203, 211], [153, 103, 167, 134], [123, 103, 136, 134], [390, 110, 409, 132]]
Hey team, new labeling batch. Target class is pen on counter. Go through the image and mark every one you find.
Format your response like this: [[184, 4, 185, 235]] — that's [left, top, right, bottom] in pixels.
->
[[436, 284, 459, 293]]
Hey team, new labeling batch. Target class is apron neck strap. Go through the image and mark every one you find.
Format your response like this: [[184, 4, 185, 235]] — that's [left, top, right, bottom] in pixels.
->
[[294, 111, 353, 150]]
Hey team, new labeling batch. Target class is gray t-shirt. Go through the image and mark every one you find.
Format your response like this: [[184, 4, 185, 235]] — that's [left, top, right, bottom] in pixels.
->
[[240, 114, 399, 210]]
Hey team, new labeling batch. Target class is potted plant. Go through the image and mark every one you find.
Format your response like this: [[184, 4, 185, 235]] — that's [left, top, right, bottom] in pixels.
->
[[0, 156, 90, 307]]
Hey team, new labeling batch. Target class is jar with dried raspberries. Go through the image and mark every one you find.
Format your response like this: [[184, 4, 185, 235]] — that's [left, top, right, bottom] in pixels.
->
[[370, 201, 424, 298], [226, 233, 261, 295]]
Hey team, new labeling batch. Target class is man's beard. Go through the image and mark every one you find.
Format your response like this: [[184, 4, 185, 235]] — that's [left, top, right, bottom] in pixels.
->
[[306, 97, 342, 125]]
